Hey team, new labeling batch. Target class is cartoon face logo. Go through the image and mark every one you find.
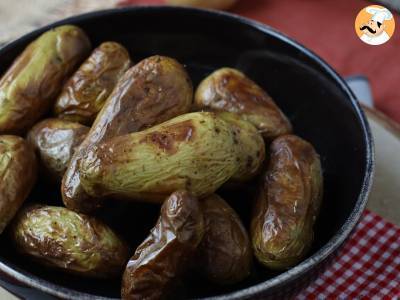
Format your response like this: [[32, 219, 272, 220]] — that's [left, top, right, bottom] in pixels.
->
[[355, 5, 395, 45]]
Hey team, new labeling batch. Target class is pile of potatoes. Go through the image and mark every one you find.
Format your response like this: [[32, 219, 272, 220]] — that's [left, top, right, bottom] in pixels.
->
[[0, 25, 323, 299]]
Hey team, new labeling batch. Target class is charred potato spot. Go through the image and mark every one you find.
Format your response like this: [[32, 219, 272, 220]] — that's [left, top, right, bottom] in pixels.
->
[[54, 42, 131, 125], [251, 134, 323, 270], [78, 112, 240, 202], [27, 118, 89, 181], [194, 67, 292, 140], [62, 55, 193, 213], [0, 135, 37, 233], [11, 205, 129, 278], [121, 190, 204, 300], [0, 25, 91, 135], [197, 194, 252, 285]]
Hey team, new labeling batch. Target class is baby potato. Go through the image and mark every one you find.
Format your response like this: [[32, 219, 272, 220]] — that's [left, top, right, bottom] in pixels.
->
[[0, 25, 91, 135], [218, 112, 265, 182], [166, 0, 238, 10], [194, 68, 292, 140], [79, 112, 240, 203], [62, 55, 193, 213], [0, 136, 37, 233], [11, 205, 129, 278], [251, 135, 323, 270], [27, 119, 89, 181], [121, 190, 204, 300], [54, 42, 131, 125], [196, 194, 252, 285]]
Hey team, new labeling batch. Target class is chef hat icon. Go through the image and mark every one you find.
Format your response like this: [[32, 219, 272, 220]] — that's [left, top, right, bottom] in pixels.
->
[[366, 6, 393, 23]]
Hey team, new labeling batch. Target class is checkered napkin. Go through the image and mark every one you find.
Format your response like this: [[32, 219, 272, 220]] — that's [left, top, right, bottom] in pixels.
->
[[297, 210, 400, 299]]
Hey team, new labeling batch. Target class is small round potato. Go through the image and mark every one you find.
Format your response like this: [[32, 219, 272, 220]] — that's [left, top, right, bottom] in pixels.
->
[[11, 205, 129, 278], [62, 55, 193, 213], [194, 67, 292, 140], [196, 194, 252, 285], [54, 42, 131, 125], [121, 190, 204, 299], [0, 25, 91, 135], [0, 136, 37, 233], [27, 119, 89, 181], [251, 135, 323, 270]]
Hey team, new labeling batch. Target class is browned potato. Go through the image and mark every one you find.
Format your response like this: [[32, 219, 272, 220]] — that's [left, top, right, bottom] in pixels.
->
[[54, 42, 131, 125], [27, 119, 89, 181], [0, 136, 37, 233], [62, 55, 193, 213], [251, 135, 323, 270], [121, 190, 204, 299], [194, 67, 292, 140], [196, 194, 252, 285], [11, 205, 129, 278], [166, 0, 238, 10], [0, 25, 91, 135]]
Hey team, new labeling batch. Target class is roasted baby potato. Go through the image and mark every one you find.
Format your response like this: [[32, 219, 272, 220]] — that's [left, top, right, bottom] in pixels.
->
[[0, 25, 91, 135], [27, 119, 89, 181], [194, 67, 292, 140], [218, 112, 265, 182], [0, 136, 37, 233], [251, 135, 323, 270], [196, 194, 252, 285], [54, 42, 131, 125], [121, 190, 204, 299], [62, 55, 193, 213], [79, 112, 248, 203], [11, 205, 129, 278]]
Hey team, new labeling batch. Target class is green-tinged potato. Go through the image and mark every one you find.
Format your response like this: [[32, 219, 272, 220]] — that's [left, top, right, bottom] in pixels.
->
[[0, 25, 91, 135], [0, 136, 37, 233], [79, 112, 241, 202], [11, 205, 129, 278], [196, 194, 252, 285], [218, 112, 265, 182], [194, 67, 292, 140], [62, 55, 193, 213], [54, 42, 131, 125], [121, 190, 204, 300], [27, 119, 89, 181], [251, 135, 323, 270]]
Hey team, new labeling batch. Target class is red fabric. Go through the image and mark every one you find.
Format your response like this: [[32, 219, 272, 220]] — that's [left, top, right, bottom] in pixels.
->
[[297, 209, 400, 299], [118, 0, 400, 123]]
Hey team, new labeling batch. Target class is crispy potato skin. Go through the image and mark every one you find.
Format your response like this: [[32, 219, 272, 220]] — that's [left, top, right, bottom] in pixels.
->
[[0, 136, 37, 233], [251, 135, 323, 270], [0, 25, 91, 135], [197, 194, 252, 285], [194, 68, 292, 140], [79, 112, 240, 202], [121, 190, 204, 300], [218, 112, 265, 182], [54, 42, 131, 125], [11, 205, 129, 278], [27, 119, 89, 181], [62, 55, 193, 213]]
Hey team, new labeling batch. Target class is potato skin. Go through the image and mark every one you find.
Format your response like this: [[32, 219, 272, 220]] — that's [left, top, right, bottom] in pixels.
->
[[251, 135, 323, 270], [54, 42, 131, 125], [121, 190, 204, 300], [79, 112, 240, 202], [27, 119, 89, 181], [0, 136, 37, 233], [0, 25, 91, 135], [11, 205, 129, 278], [62, 55, 193, 213], [194, 67, 292, 140], [196, 194, 252, 285], [218, 112, 265, 182]]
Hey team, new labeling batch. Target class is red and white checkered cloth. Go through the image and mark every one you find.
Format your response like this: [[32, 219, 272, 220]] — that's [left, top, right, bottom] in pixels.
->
[[297, 210, 400, 299]]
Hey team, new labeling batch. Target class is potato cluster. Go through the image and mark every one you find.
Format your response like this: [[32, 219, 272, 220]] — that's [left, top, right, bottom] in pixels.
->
[[0, 25, 323, 299]]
